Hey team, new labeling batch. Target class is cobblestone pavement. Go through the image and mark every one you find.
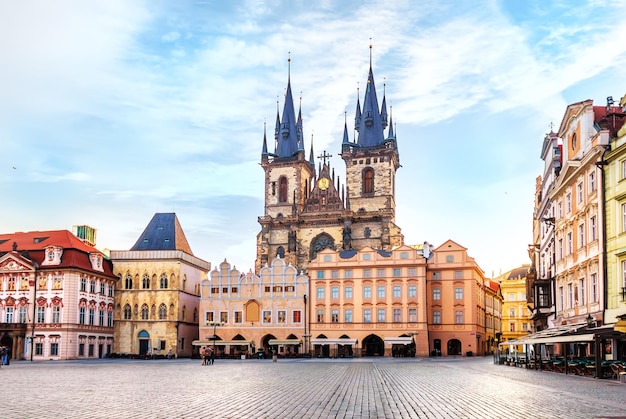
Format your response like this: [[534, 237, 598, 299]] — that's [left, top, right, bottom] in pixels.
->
[[2, 357, 625, 418]]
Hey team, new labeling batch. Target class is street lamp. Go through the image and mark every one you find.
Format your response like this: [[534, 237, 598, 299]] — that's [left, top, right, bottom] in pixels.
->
[[206, 321, 223, 363], [586, 314, 594, 328]]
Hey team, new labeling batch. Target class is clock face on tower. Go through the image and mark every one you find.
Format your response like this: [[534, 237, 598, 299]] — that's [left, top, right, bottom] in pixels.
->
[[318, 177, 330, 190]]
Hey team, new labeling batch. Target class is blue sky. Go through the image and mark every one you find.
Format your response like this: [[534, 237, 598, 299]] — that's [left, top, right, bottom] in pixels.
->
[[2, 0, 626, 277]]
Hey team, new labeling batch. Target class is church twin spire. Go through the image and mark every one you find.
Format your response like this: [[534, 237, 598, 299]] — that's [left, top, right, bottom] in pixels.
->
[[262, 47, 395, 163]]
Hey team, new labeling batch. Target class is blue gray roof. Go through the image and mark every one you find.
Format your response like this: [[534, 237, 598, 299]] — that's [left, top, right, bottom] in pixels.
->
[[130, 213, 193, 255]]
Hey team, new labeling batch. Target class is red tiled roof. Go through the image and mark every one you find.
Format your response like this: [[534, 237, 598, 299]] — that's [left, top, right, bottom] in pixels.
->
[[0, 230, 116, 278]]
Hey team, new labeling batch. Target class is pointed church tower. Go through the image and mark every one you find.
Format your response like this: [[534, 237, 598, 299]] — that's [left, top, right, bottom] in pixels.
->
[[256, 48, 403, 273], [341, 44, 400, 229], [257, 56, 314, 269]]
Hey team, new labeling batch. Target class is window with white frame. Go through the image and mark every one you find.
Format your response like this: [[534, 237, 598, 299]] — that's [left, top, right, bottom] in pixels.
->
[[568, 283, 574, 308], [408, 308, 417, 322], [316, 271, 325, 279], [408, 284, 416, 298], [579, 278, 586, 306], [262, 310, 272, 323], [433, 310, 441, 324], [331, 286, 339, 299], [454, 287, 463, 300], [317, 287, 324, 299], [345, 286, 353, 299], [220, 311, 229, 324], [558, 286, 564, 311], [377, 268, 386, 277], [591, 273, 598, 302], [623, 261, 626, 288], [234, 311, 243, 323], [19, 306, 27, 323], [205, 311, 214, 323], [344, 270, 353, 279], [578, 223, 585, 247], [622, 203, 626, 233], [393, 268, 401, 277], [455, 310, 464, 324], [363, 269, 371, 278], [558, 201, 563, 218], [363, 286, 372, 299], [509, 308, 516, 317], [590, 216, 597, 241], [393, 308, 401, 322], [408, 267, 417, 276], [589, 171, 596, 192], [316, 309, 324, 323], [566, 193, 572, 213], [292, 310, 301, 323], [331, 309, 339, 323], [567, 232, 573, 254], [622, 159, 626, 179], [454, 270, 463, 279], [377, 308, 385, 322], [5, 307, 13, 323], [577, 182, 583, 203], [363, 308, 372, 323], [52, 306, 60, 323], [393, 285, 401, 298], [508, 293, 515, 301], [558, 238, 564, 259], [344, 309, 352, 323], [331, 270, 339, 279], [432, 288, 441, 300], [377, 285, 385, 298]]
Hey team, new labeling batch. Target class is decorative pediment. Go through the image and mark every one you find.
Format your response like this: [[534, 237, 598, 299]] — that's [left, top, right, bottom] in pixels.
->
[[51, 296, 63, 307], [89, 253, 104, 272], [0, 253, 33, 272], [42, 246, 63, 266]]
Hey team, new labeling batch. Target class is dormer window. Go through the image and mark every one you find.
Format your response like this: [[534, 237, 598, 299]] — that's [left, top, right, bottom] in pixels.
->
[[89, 253, 104, 272], [42, 246, 63, 266]]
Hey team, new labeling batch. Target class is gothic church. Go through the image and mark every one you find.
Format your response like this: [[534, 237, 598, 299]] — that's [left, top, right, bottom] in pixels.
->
[[256, 51, 404, 273]]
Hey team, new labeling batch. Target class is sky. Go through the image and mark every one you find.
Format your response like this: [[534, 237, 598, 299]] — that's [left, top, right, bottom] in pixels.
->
[[2, 0, 626, 277]]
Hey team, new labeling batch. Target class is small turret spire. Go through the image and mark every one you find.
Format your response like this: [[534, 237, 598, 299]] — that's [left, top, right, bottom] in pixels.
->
[[262, 120, 268, 157], [387, 105, 395, 139], [309, 133, 315, 168]]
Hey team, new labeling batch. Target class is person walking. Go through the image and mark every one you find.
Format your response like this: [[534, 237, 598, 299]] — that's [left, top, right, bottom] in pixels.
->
[[201, 347, 207, 366], [209, 347, 215, 365]]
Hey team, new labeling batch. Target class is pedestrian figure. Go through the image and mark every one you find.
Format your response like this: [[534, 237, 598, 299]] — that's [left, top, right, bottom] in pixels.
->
[[201, 347, 207, 366], [209, 347, 215, 365]]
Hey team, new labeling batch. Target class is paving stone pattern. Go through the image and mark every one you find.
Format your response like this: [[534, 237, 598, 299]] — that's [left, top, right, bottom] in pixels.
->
[[1, 357, 625, 418]]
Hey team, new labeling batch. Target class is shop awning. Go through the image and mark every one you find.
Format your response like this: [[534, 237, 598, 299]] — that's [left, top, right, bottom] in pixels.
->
[[384, 337, 414, 345], [524, 333, 594, 344], [311, 338, 357, 345], [615, 319, 626, 334], [268, 339, 301, 345], [192, 340, 251, 346]]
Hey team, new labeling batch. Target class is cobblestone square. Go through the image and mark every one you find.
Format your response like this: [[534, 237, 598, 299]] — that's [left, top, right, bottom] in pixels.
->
[[2, 357, 625, 418]]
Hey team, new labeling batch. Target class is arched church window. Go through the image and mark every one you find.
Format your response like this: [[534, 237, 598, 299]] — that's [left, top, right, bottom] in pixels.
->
[[140, 304, 149, 320], [160, 273, 168, 289], [279, 176, 288, 203], [123, 304, 132, 320], [159, 304, 167, 320], [142, 274, 150, 289], [363, 168, 374, 194], [277, 246, 285, 259], [125, 274, 133, 289]]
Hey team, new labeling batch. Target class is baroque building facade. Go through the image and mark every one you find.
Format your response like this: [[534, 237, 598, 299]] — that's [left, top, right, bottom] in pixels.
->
[[307, 245, 430, 358], [0, 230, 116, 360], [110, 213, 209, 358], [256, 52, 403, 273]]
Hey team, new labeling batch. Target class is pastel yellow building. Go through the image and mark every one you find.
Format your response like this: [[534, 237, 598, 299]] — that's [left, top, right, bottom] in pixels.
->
[[496, 266, 532, 353], [601, 93, 626, 354], [110, 213, 209, 358]]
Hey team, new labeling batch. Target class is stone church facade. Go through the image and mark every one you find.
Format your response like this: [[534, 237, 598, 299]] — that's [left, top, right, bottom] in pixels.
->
[[256, 53, 403, 273]]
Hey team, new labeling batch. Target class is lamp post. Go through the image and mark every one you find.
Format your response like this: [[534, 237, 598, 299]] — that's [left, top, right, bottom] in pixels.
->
[[30, 261, 39, 362], [206, 321, 222, 364]]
